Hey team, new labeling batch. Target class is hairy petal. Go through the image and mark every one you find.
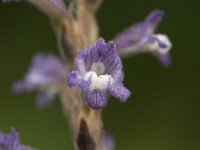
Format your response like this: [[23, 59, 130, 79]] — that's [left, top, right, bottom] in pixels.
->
[[108, 83, 131, 102], [84, 90, 108, 109], [0, 128, 35, 150], [67, 71, 81, 87]]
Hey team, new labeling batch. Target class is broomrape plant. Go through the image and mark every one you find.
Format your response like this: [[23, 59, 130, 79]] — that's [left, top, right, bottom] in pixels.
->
[[0, 0, 172, 150]]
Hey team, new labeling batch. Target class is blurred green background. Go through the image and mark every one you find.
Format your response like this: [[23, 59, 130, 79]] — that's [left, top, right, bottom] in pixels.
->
[[0, 0, 199, 150]]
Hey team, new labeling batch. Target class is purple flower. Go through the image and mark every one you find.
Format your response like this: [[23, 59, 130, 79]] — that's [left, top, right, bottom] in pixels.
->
[[13, 53, 66, 109], [0, 128, 35, 150], [114, 10, 172, 66], [101, 132, 115, 150], [67, 38, 131, 109]]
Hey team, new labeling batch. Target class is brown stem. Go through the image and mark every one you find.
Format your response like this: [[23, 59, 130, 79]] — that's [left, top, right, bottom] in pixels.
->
[[28, 1, 105, 149], [59, 85, 104, 150], [77, 119, 96, 150]]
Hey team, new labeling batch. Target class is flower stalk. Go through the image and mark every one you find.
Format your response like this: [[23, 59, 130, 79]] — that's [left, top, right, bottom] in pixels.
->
[[51, 0, 105, 149]]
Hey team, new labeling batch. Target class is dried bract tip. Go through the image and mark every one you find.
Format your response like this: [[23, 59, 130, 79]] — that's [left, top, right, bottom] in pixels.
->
[[59, 26, 77, 62], [77, 119, 96, 150], [77, 0, 102, 12]]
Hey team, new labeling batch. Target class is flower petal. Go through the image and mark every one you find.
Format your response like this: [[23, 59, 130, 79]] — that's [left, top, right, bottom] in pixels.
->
[[36, 90, 55, 109], [12, 80, 34, 93], [84, 90, 108, 109], [108, 83, 131, 102], [101, 132, 115, 150], [0, 128, 35, 150], [145, 9, 164, 26], [156, 53, 172, 67], [67, 71, 80, 87]]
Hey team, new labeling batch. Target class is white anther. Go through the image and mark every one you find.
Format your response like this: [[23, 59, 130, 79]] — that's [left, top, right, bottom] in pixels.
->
[[84, 71, 113, 90]]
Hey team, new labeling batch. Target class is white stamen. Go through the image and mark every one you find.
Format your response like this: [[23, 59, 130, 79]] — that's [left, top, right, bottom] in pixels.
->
[[84, 71, 113, 91]]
